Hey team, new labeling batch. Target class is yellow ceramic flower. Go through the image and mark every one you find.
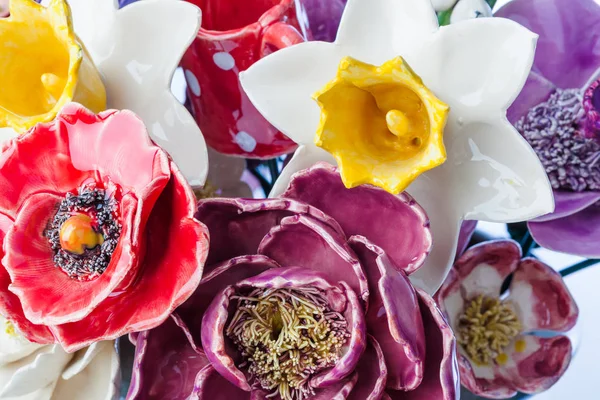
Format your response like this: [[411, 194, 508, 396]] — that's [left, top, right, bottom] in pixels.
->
[[314, 56, 449, 194], [0, 0, 106, 132]]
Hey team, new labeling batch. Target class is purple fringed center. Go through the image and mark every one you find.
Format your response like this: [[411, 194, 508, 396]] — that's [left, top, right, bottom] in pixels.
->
[[516, 88, 600, 192]]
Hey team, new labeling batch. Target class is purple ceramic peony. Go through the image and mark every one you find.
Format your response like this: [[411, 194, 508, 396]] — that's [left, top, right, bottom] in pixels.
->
[[497, 0, 600, 257], [127, 163, 459, 400]]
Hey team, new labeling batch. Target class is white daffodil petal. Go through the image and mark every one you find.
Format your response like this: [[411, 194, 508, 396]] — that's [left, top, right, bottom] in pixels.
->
[[0, 317, 43, 366], [0, 345, 71, 398], [415, 17, 536, 117], [269, 146, 336, 197], [61, 341, 108, 380], [0, 128, 18, 148], [444, 118, 554, 222], [68, 0, 208, 186], [240, 41, 341, 146], [336, 0, 438, 64], [51, 341, 119, 400]]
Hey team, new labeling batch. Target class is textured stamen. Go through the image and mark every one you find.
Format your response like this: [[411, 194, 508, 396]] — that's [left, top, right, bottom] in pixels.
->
[[516, 88, 600, 192], [458, 295, 521, 366], [226, 287, 350, 400]]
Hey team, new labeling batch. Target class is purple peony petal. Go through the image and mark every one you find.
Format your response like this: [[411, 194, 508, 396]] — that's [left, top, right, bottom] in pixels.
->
[[195, 198, 344, 268], [176, 255, 280, 348], [258, 214, 369, 302], [282, 163, 432, 275], [347, 335, 387, 400], [301, 0, 346, 42], [349, 236, 425, 391], [533, 191, 600, 222], [456, 220, 478, 258], [496, 0, 600, 89], [508, 258, 579, 332], [127, 316, 210, 400], [507, 71, 556, 123], [312, 372, 358, 400], [189, 364, 265, 400], [387, 289, 459, 400], [529, 203, 600, 257]]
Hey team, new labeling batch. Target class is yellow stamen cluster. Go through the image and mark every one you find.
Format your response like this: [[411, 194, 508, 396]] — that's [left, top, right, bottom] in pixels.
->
[[458, 295, 522, 366], [226, 287, 350, 400], [4, 319, 18, 338]]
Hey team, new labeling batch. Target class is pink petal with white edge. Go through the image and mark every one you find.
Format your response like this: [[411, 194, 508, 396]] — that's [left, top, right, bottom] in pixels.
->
[[508, 258, 578, 332]]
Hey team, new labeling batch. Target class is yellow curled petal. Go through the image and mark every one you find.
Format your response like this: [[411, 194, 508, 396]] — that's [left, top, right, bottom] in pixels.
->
[[314, 56, 449, 194], [0, 0, 106, 132]]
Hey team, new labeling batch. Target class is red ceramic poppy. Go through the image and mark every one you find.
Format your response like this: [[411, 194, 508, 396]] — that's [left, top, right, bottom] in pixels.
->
[[180, 0, 310, 158], [0, 103, 209, 352]]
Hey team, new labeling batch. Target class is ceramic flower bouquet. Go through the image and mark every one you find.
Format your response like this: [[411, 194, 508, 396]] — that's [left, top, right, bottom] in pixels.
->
[[0, 0, 593, 399]]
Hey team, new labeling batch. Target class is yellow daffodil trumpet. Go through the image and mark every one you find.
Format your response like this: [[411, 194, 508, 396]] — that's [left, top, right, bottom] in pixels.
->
[[314, 56, 449, 194], [0, 0, 106, 132]]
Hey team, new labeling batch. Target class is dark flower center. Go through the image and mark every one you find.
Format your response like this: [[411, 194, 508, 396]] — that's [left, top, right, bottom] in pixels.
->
[[45, 185, 121, 281], [226, 287, 350, 400], [583, 79, 600, 139], [516, 88, 600, 192]]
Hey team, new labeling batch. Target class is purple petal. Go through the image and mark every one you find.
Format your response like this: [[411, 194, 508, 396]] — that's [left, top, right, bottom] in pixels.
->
[[347, 335, 387, 400], [534, 191, 600, 222], [176, 255, 279, 348], [529, 204, 600, 257], [282, 163, 432, 275], [456, 220, 478, 258], [195, 198, 344, 267], [189, 365, 264, 400], [127, 316, 209, 400], [301, 0, 346, 42], [508, 258, 579, 332], [349, 236, 425, 391], [496, 0, 600, 89], [507, 71, 556, 123], [387, 290, 459, 400], [312, 372, 358, 400], [258, 214, 369, 302]]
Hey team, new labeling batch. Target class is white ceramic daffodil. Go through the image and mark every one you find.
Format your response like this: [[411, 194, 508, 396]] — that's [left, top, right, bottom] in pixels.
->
[[240, 0, 554, 293], [10, 0, 208, 187], [0, 316, 119, 400]]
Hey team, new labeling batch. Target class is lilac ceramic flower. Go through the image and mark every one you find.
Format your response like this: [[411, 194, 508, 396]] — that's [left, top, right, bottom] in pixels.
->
[[127, 163, 459, 400], [496, 0, 600, 257], [301, 0, 346, 42], [436, 240, 579, 398]]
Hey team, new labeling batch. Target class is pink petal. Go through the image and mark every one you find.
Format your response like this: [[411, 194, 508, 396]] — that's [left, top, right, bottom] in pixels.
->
[[456, 220, 477, 258], [188, 365, 258, 400], [0, 212, 53, 344], [387, 290, 459, 400], [282, 162, 432, 274], [508, 258, 578, 332], [127, 316, 210, 400], [49, 165, 209, 352], [195, 198, 344, 267], [312, 372, 358, 400], [4, 192, 138, 325], [258, 214, 369, 302], [349, 236, 425, 391], [347, 335, 388, 400], [176, 255, 279, 348]]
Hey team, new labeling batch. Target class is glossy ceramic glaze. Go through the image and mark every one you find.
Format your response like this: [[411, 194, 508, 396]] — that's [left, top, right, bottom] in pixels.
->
[[181, 0, 311, 158], [64, 0, 208, 187], [240, 0, 554, 294]]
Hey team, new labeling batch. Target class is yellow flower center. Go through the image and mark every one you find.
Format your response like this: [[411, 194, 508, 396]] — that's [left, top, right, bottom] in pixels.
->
[[59, 214, 104, 255], [458, 294, 523, 366], [313, 56, 449, 194], [0, 0, 106, 132]]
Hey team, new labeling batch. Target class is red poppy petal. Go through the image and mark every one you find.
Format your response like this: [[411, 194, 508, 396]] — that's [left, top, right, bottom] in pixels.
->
[[48, 165, 208, 352], [195, 198, 344, 268], [175, 255, 279, 349], [4, 191, 138, 325], [509, 258, 579, 332], [257, 214, 369, 303], [0, 212, 53, 344], [347, 335, 387, 400], [127, 315, 209, 400], [282, 162, 432, 274], [349, 236, 425, 391]]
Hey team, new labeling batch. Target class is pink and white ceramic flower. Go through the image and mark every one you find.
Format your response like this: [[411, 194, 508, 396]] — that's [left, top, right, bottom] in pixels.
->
[[436, 240, 579, 398]]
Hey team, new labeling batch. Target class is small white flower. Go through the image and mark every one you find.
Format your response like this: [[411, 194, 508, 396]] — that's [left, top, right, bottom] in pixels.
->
[[450, 0, 493, 23], [240, 0, 553, 293], [431, 0, 458, 12]]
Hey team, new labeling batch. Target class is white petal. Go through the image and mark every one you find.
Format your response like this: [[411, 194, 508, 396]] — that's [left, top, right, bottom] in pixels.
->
[[0, 317, 43, 366], [269, 146, 336, 197], [69, 0, 208, 186], [414, 17, 537, 116], [61, 342, 109, 380], [443, 118, 554, 222], [0, 345, 71, 398], [450, 0, 492, 24], [431, 0, 458, 12], [0, 128, 18, 147], [240, 41, 341, 146], [336, 0, 438, 63], [51, 341, 119, 400]]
